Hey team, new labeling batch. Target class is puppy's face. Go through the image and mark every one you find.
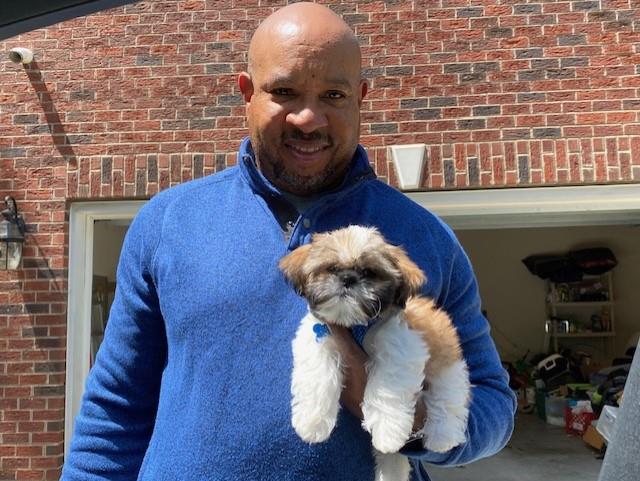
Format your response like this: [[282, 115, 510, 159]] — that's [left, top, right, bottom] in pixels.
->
[[279, 226, 425, 327]]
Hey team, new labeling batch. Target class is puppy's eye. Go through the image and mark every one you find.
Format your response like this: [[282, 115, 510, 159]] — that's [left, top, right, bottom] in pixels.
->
[[360, 268, 375, 278], [327, 265, 339, 274]]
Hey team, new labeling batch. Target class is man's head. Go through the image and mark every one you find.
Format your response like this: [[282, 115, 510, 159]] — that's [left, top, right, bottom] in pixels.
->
[[238, 2, 367, 196]]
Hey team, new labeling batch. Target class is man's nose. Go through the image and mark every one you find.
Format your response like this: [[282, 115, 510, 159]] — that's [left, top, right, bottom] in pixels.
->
[[286, 104, 329, 134]]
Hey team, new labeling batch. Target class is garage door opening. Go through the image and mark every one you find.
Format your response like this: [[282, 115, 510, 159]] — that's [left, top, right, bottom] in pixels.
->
[[410, 184, 640, 481]]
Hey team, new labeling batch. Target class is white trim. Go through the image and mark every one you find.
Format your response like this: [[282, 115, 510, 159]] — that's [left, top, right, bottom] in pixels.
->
[[407, 184, 640, 229], [65, 201, 145, 455]]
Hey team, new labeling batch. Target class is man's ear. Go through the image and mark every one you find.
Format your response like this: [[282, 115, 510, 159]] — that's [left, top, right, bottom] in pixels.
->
[[358, 79, 368, 106], [238, 72, 254, 103], [279, 244, 313, 295]]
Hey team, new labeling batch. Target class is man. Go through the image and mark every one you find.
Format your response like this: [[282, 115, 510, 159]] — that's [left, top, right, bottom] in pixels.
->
[[61, 3, 515, 480]]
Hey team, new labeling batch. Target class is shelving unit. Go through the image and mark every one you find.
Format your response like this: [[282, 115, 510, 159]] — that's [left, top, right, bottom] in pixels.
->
[[545, 272, 615, 355]]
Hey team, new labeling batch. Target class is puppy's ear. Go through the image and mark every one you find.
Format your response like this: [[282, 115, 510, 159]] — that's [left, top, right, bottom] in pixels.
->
[[388, 245, 426, 307], [279, 244, 313, 295]]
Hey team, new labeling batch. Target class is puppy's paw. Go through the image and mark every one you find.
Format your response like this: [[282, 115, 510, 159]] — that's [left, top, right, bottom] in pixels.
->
[[423, 417, 467, 453], [363, 406, 413, 454], [369, 422, 412, 454], [292, 408, 336, 443], [371, 428, 411, 454]]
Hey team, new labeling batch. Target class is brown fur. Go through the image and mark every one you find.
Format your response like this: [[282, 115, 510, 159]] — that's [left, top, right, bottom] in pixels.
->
[[279, 243, 313, 294], [404, 296, 463, 378]]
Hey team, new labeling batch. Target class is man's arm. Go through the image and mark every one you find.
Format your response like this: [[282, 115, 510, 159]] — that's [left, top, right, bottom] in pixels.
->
[[418, 240, 515, 465], [61, 202, 167, 480]]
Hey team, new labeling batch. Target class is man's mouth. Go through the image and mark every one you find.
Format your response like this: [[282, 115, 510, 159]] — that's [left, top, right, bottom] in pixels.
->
[[287, 143, 327, 154], [284, 140, 330, 159]]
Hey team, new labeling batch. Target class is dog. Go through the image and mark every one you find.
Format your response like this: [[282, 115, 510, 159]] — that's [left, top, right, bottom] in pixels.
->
[[279, 225, 471, 481]]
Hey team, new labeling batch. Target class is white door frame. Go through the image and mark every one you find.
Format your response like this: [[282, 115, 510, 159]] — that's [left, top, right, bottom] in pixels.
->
[[408, 184, 640, 229], [65, 200, 145, 454]]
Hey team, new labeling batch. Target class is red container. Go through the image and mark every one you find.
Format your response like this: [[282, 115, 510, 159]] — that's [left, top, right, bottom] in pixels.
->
[[564, 406, 596, 436]]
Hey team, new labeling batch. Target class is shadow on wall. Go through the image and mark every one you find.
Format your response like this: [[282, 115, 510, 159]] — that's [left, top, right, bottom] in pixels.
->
[[23, 60, 77, 165]]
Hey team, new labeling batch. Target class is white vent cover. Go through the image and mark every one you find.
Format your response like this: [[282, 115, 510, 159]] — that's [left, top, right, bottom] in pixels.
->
[[389, 144, 427, 190]]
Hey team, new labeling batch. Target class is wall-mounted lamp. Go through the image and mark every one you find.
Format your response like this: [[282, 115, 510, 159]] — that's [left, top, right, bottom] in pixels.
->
[[8, 47, 34, 64], [389, 144, 427, 191], [0, 197, 26, 270]]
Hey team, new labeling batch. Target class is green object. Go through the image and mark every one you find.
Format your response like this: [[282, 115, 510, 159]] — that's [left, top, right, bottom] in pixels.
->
[[535, 389, 546, 420], [591, 391, 603, 406], [567, 383, 592, 391], [515, 359, 529, 374]]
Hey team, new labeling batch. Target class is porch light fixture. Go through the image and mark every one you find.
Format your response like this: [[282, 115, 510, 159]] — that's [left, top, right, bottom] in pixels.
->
[[389, 144, 427, 191], [0, 196, 26, 270]]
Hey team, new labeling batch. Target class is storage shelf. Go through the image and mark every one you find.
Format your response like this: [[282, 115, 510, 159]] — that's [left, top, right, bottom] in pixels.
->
[[554, 332, 616, 338], [546, 272, 615, 354]]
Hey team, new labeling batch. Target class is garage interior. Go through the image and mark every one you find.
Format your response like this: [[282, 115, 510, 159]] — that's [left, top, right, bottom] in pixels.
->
[[431, 223, 640, 480]]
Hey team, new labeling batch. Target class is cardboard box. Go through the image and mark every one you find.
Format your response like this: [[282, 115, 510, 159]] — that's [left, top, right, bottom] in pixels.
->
[[583, 424, 605, 450]]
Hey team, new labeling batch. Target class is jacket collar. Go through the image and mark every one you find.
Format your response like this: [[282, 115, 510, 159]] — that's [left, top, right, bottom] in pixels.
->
[[237, 137, 376, 200]]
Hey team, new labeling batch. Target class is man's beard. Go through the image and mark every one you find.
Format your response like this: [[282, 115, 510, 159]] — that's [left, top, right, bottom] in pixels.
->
[[254, 130, 345, 196], [270, 160, 338, 196]]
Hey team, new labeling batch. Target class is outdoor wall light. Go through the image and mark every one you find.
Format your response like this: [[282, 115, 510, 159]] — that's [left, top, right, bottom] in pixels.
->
[[389, 144, 427, 191], [0, 196, 26, 270]]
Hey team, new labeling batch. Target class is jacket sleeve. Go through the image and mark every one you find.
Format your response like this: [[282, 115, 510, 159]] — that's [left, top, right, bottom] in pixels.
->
[[402, 233, 517, 469], [61, 201, 168, 480]]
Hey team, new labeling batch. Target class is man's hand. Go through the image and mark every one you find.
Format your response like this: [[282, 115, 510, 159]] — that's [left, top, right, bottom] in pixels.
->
[[330, 326, 427, 433], [331, 326, 368, 420]]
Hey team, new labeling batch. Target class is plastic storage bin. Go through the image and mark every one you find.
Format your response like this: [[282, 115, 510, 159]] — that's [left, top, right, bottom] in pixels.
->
[[596, 405, 619, 443], [545, 396, 567, 426]]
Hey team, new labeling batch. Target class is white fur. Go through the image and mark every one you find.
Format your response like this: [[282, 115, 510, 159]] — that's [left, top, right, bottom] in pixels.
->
[[421, 359, 471, 453], [291, 307, 471, 481], [362, 312, 429, 454], [313, 295, 370, 327], [291, 311, 344, 443], [373, 450, 412, 481]]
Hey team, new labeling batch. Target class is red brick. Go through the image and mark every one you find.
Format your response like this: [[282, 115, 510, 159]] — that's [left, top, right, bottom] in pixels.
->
[[631, 137, 640, 164], [621, 152, 632, 180], [429, 145, 442, 174], [606, 139, 618, 166], [595, 153, 607, 181]]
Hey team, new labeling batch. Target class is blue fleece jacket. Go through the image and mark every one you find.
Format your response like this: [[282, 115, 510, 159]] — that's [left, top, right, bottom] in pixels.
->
[[61, 138, 516, 481]]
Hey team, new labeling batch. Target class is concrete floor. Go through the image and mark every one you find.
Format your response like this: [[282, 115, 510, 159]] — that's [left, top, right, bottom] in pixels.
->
[[428, 413, 603, 481]]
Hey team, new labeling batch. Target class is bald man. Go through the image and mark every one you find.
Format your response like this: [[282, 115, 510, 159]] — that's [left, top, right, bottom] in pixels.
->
[[61, 3, 515, 481], [239, 3, 366, 197]]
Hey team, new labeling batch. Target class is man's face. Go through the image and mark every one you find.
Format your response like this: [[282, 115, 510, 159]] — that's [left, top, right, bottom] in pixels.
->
[[240, 34, 367, 196]]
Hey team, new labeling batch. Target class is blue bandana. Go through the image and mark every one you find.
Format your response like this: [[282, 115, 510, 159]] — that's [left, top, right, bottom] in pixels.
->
[[313, 323, 331, 342]]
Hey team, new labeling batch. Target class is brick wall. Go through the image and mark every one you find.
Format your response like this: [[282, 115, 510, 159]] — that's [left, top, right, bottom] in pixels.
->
[[0, 0, 639, 478]]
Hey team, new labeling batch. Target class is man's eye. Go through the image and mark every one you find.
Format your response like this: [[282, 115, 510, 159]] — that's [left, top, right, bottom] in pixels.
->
[[325, 91, 345, 100], [272, 88, 293, 96]]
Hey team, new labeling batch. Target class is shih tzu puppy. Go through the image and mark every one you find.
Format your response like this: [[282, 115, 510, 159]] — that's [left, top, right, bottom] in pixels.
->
[[280, 225, 471, 481]]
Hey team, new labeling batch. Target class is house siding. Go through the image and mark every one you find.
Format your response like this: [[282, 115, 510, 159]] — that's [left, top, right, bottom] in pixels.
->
[[0, 0, 639, 478]]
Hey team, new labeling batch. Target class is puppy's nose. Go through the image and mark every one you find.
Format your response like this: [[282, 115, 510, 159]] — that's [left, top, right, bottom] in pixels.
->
[[339, 270, 359, 287]]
